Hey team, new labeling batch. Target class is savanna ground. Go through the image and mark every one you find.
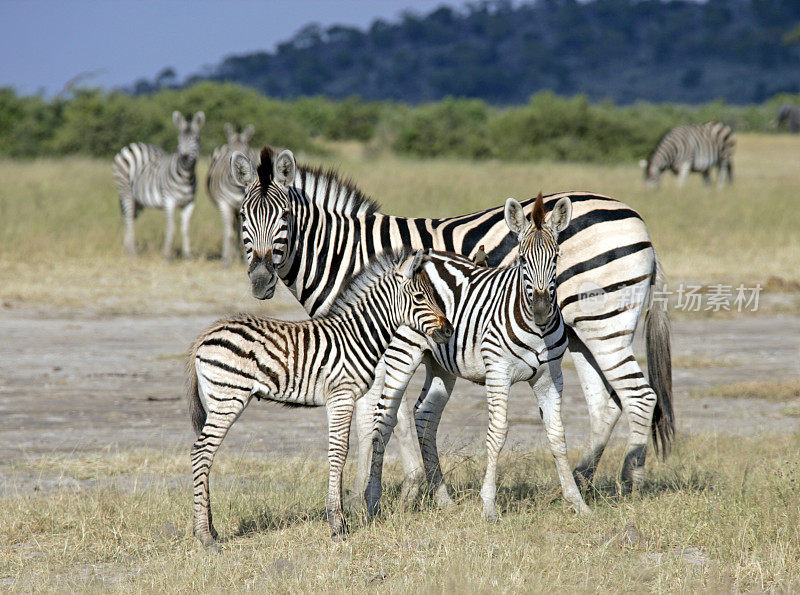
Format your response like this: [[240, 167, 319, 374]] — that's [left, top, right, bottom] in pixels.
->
[[0, 134, 799, 591]]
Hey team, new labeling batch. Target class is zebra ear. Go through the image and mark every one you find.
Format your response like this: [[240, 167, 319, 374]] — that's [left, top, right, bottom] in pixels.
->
[[191, 111, 205, 131], [173, 111, 186, 129], [243, 124, 255, 142], [401, 249, 425, 279], [547, 197, 572, 234], [638, 159, 648, 169], [224, 123, 234, 142], [273, 149, 296, 187], [504, 197, 528, 237], [230, 151, 255, 187]]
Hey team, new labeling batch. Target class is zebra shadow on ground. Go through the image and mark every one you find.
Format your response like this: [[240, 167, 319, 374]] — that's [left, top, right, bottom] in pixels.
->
[[233, 506, 328, 537]]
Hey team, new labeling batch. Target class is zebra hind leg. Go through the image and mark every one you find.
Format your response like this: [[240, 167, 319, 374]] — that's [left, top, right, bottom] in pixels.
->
[[118, 190, 137, 257], [163, 203, 176, 261]]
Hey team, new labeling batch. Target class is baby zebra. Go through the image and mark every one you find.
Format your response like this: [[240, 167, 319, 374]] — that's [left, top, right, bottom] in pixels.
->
[[361, 193, 591, 520], [207, 124, 258, 266], [187, 249, 452, 549], [113, 111, 204, 258]]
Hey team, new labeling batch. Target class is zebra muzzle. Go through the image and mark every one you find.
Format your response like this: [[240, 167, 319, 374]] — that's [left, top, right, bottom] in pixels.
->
[[249, 258, 276, 300], [429, 319, 454, 344], [533, 291, 553, 326]]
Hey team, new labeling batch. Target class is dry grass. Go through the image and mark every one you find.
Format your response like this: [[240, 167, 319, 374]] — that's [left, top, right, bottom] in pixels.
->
[[689, 379, 800, 402], [1, 133, 799, 314], [1, 434, 799, 592]]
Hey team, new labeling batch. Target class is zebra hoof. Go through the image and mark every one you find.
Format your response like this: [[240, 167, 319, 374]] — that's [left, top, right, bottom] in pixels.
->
[[484, 511, 499, 523], [434, 485, 455, 509]]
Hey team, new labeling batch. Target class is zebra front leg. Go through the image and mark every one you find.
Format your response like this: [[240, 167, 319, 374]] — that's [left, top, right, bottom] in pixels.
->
[[180, 201, 195, 259], [364, 341, 426, 516], [219, 203, 235, 267], [347, 360, 386, 515], [120, 191, 137, 257], [531, 369, 592, 515], [326, 391, 356, 540], [163, 202, 176, 260], [480, 368, 511, 521], [676, 162, 691, 188], [414, 361, 456, 508]]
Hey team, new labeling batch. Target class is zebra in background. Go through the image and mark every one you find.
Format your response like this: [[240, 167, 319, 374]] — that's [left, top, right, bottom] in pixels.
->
[[777, 104, 800, 133], [639, 122, 735, 189], [189, 217, 452, 549], [112, 111, 205, 258], [364, 195, 592, 521], [233, 147, 673, 507], [207, 124, 258, 266]]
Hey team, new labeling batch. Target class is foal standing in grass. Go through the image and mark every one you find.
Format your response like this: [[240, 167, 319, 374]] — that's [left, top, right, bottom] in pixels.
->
[[187, 153, 452, 548]]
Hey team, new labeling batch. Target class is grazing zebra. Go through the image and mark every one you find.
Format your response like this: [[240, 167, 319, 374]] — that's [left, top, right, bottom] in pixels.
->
[[639, 122, 735, 189], [112, 111, 205, 258], [207, 124, 258, 266], [777, 104, 800, 133], [233, 147, 673, 508], [364, 194, 592, 520]]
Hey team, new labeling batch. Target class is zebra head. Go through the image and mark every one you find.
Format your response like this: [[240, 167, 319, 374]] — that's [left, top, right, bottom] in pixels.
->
[[224, 123, 255, 150], [173, 111, 204, 170], [396, 250, 453, 344], [505, 193, 572, 327], [639, 158, 661, 189], [232, 146, 296, 300]]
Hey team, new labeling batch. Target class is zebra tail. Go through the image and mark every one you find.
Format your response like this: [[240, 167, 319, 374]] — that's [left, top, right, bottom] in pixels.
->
[[644, 254, 674, 459], [187, 345, 207, 436]]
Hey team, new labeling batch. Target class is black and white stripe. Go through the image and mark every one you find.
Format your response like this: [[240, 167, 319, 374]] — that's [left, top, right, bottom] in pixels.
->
[[112, 111, 204, 258], [235, 147, 674, 504], [640, 121, 735, 188], [206, 124, 258, 266], [364, 195, 592, 520], [188, 246, 451, 549]]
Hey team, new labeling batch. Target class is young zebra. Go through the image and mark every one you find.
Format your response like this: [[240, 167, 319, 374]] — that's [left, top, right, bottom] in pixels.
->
[[207, 124, 258, 266], [112, 111, 205, 258], [639, 121, 735, 189], [364, 194, 592, 520], [232, 147, 673, 504], [188, 153, 453, 549]]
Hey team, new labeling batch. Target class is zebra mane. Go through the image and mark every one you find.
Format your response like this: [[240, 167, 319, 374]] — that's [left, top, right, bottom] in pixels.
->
[[327, 249, 412, 317], [294, 162, 381, 217]]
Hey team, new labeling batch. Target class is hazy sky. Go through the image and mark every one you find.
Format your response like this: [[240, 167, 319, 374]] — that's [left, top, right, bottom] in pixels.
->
[[0, 0, 454, 95]]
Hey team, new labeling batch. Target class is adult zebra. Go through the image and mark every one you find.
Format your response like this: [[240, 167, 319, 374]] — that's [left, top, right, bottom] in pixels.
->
[[207, 124, 258, 266], [639, 122, 735, 189], [112, 111, 205, 258], [232, 147, 673, 502]]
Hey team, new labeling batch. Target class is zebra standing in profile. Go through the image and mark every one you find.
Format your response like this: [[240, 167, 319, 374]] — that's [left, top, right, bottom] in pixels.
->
[[777, 104, 800, 133], [112, 111, 204, 258], [640, 122, 735, 189], [364, 194, 592, 521], [232, 147, 673, 508], [207, 124, 258, 266]]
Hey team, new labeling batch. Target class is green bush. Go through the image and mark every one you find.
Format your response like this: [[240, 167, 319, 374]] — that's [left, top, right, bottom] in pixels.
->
[[0, 82, 796, 162]]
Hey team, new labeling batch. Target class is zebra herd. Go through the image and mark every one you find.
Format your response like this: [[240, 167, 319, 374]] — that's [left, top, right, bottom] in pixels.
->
[[112, 111, 737, 269], [112, 112, 686, 550]]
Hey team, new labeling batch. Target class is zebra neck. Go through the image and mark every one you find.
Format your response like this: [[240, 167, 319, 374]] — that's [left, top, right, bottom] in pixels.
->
[[169, 153, 196, 184], [278, 204, 408, 317]]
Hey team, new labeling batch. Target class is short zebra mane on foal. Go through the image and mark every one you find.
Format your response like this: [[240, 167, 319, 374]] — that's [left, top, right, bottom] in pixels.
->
[[294, 162, 381, 217], [327, 249, 413, 317]]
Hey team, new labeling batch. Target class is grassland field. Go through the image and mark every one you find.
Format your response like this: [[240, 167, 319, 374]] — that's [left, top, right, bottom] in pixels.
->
[[0, 133, 799, 591]]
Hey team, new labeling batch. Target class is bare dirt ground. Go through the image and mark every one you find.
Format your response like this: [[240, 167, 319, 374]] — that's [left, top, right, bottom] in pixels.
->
[[1, 291, 798, 489]]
